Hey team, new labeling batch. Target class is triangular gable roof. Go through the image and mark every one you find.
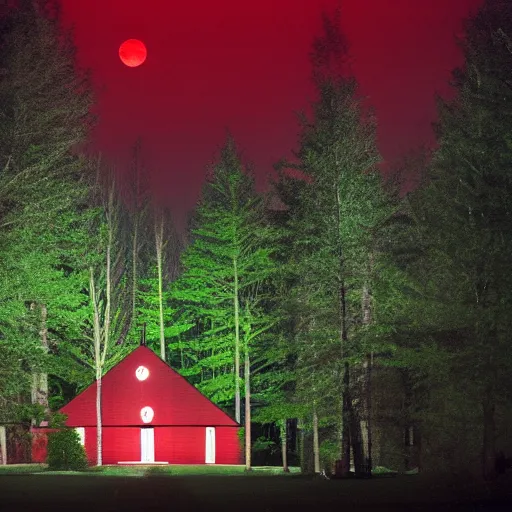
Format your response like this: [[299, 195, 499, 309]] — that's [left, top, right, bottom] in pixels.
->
[[61, 346, 238, 427]]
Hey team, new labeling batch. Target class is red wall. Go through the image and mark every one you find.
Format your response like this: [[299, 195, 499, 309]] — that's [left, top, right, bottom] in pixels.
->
[[102, 427, 139, 464], [84, 427, 97, 465], [53, 347, 243, 466], [31, 425, 241, 465], [154, 426, 241, 465], [155, 427, 204, 464], [216, 427, 243, 465], [61, 347, 238, 428]]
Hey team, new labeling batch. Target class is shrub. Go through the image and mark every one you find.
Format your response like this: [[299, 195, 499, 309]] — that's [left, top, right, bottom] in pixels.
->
[[46, 415, 88, 471]]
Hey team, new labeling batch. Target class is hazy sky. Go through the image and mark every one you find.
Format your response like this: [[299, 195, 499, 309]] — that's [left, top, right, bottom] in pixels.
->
[[61, 0, 483, 220]]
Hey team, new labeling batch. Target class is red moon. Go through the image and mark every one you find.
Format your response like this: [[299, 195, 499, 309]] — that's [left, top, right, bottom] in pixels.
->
[[119, 39, 147, 68]]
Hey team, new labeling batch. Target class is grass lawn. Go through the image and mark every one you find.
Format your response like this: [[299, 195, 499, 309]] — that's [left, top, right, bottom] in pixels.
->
[[0, 463, 300, 477], [0, 465, 510, 511]]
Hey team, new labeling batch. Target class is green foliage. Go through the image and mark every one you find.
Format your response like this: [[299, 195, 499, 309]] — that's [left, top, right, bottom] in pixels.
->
[[47, 414, 88, 471], [47, 429, 88, 471], [273, 48, 399, 466], [0, 0, 96, 419], [237, 427, 245, 448], [395, 0, 512, 477], [172, 137, 279, 414], [319, 439, 339, 471], [252, 436, 277, 454]]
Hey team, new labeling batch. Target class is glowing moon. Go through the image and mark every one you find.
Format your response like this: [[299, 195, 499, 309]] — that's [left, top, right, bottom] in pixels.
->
[[119, 39, 147, 68]]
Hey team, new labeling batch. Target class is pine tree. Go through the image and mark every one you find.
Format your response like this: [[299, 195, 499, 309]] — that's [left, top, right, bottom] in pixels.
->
[[276, 11, 397, 476], [403, 0, 512, 478], [172, 137, 278, 469], [0, 0, 94, 422]]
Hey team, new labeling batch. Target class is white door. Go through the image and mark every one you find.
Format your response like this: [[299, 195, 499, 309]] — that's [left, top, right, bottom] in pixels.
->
[[205, 427, 216, 464], [141, 428, 155, 463]]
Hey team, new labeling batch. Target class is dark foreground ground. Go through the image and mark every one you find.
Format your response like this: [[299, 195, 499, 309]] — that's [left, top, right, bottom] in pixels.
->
[[0, 473, 511, 512]]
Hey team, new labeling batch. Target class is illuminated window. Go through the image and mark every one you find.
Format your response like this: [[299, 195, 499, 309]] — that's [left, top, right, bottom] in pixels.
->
[[140, 406, 154, 424], [135, 366, 149, 381]]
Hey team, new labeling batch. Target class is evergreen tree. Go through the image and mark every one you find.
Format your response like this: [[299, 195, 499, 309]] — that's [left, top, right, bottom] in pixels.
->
[[276, 11, 397, 475], [172, 137, 278, 466], [0, 0, 94, 422], [403, 0, 512, 478]]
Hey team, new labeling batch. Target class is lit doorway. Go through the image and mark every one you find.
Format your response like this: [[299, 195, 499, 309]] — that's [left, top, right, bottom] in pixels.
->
[[141, 428, 155, 463], [205, 427, 215, 464]]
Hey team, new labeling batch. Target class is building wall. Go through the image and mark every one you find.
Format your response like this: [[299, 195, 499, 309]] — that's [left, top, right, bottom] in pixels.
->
[[216, 427, 242, 465], [61, 347, 239, 428], [31, 425, 242, 465], [85, 426, 242, 465], [155, 427, 205, 464], [84, 427, 97, 464], [101, 427, 139, 464]]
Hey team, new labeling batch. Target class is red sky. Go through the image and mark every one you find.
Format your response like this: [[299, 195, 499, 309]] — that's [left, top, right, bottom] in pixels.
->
[[61, 0, 483, 221]]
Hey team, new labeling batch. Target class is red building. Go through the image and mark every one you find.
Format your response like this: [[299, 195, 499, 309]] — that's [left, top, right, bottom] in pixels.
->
[[33, 346, 241, 465]]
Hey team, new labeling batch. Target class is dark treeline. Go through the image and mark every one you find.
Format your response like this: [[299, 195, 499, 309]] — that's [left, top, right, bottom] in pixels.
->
[[0, 0, 511, 479]]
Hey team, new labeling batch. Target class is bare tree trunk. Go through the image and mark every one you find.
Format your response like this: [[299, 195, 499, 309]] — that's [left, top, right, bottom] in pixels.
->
[[297, 418, 305, 473], [482, 384, 496, 480], [366, 352, 374, 472], [350, 395, 365, 476], [31, 303, 49, 424], [313, 405, 320, 474], [340, 281, 351, 477], [280, 420, 289, 472], [132, 218, 138, 327], [96, 372, 102, 466], [155, 216, 165, 361], [90, 268, 103, 466], [233, 257, 241, 424], [0, 426, 6, 465], [244, 349, 251, 470], [359, 284, 373, 476]]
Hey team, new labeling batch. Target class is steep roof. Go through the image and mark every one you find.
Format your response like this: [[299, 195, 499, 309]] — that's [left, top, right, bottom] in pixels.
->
[[61, 346, 238, 427]]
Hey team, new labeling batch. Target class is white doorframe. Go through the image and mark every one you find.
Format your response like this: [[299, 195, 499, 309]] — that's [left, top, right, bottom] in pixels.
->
[[205, 427, 216, 464], [141, 428, 155, 463]]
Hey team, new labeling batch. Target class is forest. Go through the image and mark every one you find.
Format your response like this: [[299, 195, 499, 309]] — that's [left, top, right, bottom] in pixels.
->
[[0, 0, 511, 481]]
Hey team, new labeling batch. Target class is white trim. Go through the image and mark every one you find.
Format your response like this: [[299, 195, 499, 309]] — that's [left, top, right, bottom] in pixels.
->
[[141, 428, 155, 463], [205, 427, 216, 464], [75, 427, 85, 446]]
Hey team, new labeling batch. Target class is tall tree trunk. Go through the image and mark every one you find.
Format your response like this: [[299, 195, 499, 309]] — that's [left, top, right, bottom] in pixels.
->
[[90, 268, 103, 466], [132, 218, 138, 327], [280, 420, 289, 472], [482, 384, 496, 480], [297, 418, 305, 473], [366, 352, 373, 472], [312, 404, 320, 474], [244, 349, 251, 471], [340, 281, 351, 477], [155, 217, 165, 361], [0, 426, 6, 465], [233, 257, 241, 424], [96, 371, 102, 466], [350, 394, 365, 476], [31, 303, 49, 424], [359, 284, 373, 476]]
